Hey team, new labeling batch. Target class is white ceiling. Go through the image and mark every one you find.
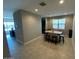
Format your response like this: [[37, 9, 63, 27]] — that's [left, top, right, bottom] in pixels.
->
[[3, 0, 75, 18]]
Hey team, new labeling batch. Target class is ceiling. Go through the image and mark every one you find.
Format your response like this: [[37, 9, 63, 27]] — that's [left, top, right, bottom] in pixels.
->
[[3, 0, 75, 19]]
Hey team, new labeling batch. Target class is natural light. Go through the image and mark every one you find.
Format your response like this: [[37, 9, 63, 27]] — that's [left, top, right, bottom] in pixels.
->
[[52, 18, 65, 29]]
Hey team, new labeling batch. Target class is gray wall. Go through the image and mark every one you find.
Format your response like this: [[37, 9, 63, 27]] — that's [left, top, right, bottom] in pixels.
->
[[46, 15, 74, 36], [72, 15, 75, 48], [13, 10, 24, 44], [13, 10, 41, 44], [21, 10, 41, 43], [65, 15, 73, 35]]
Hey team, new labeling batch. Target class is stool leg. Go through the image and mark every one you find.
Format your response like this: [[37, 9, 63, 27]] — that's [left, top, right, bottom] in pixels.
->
[[63, 37, 64, 43]]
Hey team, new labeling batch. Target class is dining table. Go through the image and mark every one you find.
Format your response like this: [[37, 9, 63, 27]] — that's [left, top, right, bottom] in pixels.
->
[[44, 30, 63, 44], [45, 30, 62, 35]]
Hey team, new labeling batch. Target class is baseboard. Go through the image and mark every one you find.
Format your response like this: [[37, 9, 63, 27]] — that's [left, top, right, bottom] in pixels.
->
[[24, 35, 42, 45], [16, 39, 24, 45]]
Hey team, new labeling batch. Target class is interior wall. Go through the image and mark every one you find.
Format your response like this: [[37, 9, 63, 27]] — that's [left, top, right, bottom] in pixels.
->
[[13, 10, 42, 44], [13, 10, 24, 44], [72, 15, 75, 48], [46, 15, 74, 36], [65, 15, 73, 36], [46, 19, 52, 30], [21, 10, 42, 43]]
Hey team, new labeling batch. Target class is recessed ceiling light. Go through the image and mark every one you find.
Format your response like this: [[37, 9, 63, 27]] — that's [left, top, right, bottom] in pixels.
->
[[64, 13, 67, 15], [35, 9, 38, 12], [59, 0, 64, 4]]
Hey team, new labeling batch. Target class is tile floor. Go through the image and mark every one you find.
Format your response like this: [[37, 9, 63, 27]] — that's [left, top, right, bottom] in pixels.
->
[[6, 35, 75, 59]]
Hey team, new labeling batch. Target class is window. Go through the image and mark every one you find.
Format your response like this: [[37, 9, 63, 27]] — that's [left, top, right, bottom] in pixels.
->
[[52, 18, 65, 29], [4, 22, 15, 31]]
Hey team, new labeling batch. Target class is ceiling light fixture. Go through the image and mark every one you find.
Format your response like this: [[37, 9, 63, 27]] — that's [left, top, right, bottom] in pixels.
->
[[59, 0, 64, 4], [64, 13, 67, 15], [35, 9, 38, 12]]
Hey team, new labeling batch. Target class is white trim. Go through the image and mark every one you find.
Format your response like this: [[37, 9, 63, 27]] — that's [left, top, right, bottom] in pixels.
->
[[16, 39, 24, 45], [24, 35, 42, 45]]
